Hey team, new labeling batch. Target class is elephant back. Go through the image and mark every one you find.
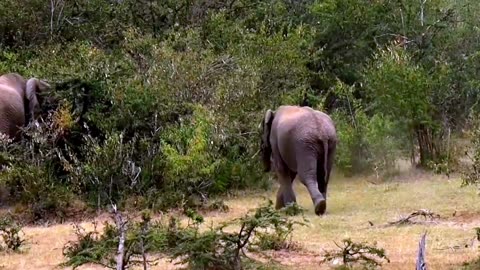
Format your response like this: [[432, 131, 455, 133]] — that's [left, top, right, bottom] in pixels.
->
[[274, 105, 337, 143], [0, 73, 26, 95], [0, 83, 26, 138]]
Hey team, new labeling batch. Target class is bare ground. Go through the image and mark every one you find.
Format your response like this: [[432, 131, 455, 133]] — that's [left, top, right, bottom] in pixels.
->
[[1, 168, 480, 270]]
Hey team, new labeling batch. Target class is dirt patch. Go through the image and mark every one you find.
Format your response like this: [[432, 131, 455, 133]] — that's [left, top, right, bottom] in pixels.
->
[[437, 210, 480, 231], [449, 211, 480, 223]]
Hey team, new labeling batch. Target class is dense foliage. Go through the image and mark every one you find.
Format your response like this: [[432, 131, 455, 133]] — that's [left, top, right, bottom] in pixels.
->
[[0, 0, 479, 219]]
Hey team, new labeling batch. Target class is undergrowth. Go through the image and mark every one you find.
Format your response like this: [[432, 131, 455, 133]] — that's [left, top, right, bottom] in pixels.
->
[[462, 114, 480, 189], [62, 201, 306, 270], [0, 215, 26, 252]]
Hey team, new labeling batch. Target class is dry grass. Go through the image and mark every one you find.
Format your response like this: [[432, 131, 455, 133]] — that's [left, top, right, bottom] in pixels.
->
[[1, 168, 480, 270]]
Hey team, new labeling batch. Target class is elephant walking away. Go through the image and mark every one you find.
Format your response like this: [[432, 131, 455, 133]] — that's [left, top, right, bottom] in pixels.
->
[[0, 73, 50, 140], [260, 105, 337, 215]]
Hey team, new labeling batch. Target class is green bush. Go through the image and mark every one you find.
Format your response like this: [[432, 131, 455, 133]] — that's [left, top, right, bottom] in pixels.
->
[[363, 42, 469, 170], [462, 113, 480, 188], [331, 81, 406, 177], [333, 111, 405, 177], [0, 116, 81, 221], [160, 105, 224, 205]]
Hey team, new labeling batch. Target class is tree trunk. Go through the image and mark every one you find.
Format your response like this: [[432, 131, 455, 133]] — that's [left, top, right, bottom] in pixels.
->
[[113, 206, 128, 270], [415, 124, 440, 168]]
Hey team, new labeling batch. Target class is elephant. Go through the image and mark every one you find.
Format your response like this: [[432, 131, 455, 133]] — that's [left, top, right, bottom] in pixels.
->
[[0, 73, 50, 140], [260, 105, 337, 215]]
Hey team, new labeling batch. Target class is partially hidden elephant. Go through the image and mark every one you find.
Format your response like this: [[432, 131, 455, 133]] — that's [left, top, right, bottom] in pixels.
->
[[260, 105, 337, 215], [0, 73, 50, 140]]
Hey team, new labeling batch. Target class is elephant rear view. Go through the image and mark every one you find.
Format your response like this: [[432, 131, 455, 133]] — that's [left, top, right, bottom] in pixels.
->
[[260, 105, 337, 215], [0, 73, 50, 140]]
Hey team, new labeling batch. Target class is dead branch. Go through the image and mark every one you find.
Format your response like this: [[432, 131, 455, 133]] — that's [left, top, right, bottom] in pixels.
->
[[416, 232, 427, 270], [387, 209, 440, 226], [112, 204, 128, 270]]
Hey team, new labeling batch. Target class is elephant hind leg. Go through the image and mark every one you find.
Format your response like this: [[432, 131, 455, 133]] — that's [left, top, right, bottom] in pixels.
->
[[314, 155, 328, 215], [296, 147, 326, 215], [275, 171, 296, 210]]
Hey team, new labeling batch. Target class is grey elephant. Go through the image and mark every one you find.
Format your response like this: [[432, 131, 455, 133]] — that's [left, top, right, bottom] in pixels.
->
[[0, 73, 50, 140], [260, 105, 337, 215]]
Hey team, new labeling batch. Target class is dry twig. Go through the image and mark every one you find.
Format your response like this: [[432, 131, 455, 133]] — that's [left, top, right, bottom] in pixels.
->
[[387, 209, 440, 226]]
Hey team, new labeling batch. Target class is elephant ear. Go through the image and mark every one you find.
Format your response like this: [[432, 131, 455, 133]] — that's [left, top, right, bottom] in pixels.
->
[[25, 78, 50, 122], [260, 109, 275, 172], [263, 109, 274, 126]]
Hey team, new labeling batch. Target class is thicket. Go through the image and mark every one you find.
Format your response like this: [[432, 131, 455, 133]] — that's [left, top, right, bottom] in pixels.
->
[[0, 0, 479, 219]]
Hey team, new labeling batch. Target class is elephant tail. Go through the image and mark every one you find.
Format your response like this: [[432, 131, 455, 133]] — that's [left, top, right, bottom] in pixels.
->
[[323, 139, 329, 185]]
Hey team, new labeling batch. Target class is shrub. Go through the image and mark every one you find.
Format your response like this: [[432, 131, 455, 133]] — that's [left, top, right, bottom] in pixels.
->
[[62, 201, 306, 270], [0, 113, 81, 221], [62, 222, 107, 268], [462, 114, 480, 188], [161, 105, 223, 201], [169, 200, 307, 269], [331, 81, 405, 177], [0, 215, 26, 252], [321, 238, 390, 268], [207, 199, 230, 212], [62, 211, 166, 269]]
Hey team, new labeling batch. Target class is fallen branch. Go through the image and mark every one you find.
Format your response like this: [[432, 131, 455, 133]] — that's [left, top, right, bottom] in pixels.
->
[[387, 209, 440, 226]]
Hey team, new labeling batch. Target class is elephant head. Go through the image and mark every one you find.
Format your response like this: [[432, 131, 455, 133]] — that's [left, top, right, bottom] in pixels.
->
[[0, 73, 50, 139], [25, 78, 50, 122], [260, 109, 275, 172]]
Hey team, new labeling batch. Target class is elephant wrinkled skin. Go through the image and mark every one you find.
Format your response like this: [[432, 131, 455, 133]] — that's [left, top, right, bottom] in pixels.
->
[[260, 105, 337, 215], [0, 73, 50, 140]]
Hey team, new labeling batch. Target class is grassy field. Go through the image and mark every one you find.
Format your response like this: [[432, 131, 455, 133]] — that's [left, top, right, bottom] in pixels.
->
[[1, 167, 480, 270]]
